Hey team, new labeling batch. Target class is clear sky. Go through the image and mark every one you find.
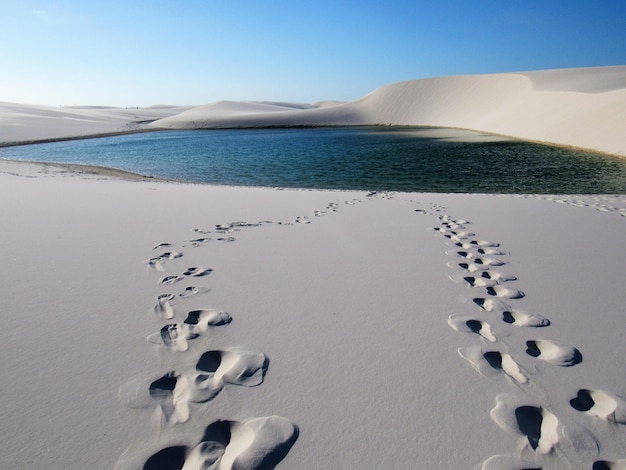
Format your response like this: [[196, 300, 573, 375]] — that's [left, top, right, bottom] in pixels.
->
[[1, 0, 624, 107]]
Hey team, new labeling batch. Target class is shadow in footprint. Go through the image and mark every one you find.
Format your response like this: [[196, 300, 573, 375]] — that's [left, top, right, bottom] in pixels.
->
[[466, 320, 484, 335], [515, 406, 543, 451], [184, 267, 212, 277], [149, 373, 177, 400], [143, 446, 187, 470], [201, 420, 233, 453], [448, 315, 497, 342], [483, 351, 503, 369], [197, 350, 222, 373], [593, 461, 626, 470], [571, 390, 595, 412]]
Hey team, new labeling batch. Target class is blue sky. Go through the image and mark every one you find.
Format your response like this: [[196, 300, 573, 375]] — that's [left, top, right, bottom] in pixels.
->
[[0, 1, 624, 106]]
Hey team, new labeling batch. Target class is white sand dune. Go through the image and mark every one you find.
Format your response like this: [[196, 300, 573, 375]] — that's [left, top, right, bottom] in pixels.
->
[[151, 66, 626, 157], [0, 102, 188, 144], [1, 160, 625, 469]]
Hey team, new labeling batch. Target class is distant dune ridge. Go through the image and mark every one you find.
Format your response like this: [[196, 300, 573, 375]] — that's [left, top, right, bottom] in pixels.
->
[[0, 102, 190, 145], [1, 66, 624, 156]]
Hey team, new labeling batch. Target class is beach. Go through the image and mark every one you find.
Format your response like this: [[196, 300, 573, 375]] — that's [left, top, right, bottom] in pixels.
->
[[1, 66, 626, 469], [1, 160, 625, 469]]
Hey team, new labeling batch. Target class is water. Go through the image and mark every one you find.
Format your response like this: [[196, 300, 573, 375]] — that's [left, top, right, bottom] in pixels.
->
[[1, 127, 625, 193]]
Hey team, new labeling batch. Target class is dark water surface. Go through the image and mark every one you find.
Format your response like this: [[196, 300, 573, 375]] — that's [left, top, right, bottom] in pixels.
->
[[1, 127, 625, 193]]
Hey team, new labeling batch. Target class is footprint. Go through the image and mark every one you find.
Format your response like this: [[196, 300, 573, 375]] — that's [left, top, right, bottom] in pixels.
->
[[439, 216, 469, 225], [461, 275, 498, 287], [451, 230, 476, 239], [502, 310, 550, 327], [455, 258, 505, 271], [184, 309, 232, 331], [217, 236, 236, 242], [160, 275, 184, 285], [149, 252, 183, 271], [179, 286, 210, 298], [148, 258, 165, 272], [439, 221, 465, 230], [183, 267, 213, 277], [147, 309, 232, 352], [486, 286, 525, 299], [473, 257, 506, 267], [294, 216, 310, 224], [154, 294, 175, 320], [476, 247, 506, 256], [186, 238, 212, 247], [525, 340, 582, 366], [455, 262, 489, 272], [481, 271, 517, 282], [448, 315, 497, 342], [469, 240, 500, 248], [147, 324, 198, 352], [491, 396, 560, 454], [160, 251, 183, 260], [473, 297, 510, 312], [148, 372, 190, 424], [459, 346, 528, 384], [215, 223, 236, 232], [144, 416, 298, 470], [191, 349, 269, 403], [150, 251, 183, 262], [443, 234, 473, 243], [570, 389, 626, 424], [447, 250, 479, 260]]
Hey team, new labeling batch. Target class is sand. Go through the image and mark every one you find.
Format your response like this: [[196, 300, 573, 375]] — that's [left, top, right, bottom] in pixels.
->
[[0, 102, 188, 145], [1, 160, 625, 469], [150, 66, 626, 157], [1, 66, 626, 469]]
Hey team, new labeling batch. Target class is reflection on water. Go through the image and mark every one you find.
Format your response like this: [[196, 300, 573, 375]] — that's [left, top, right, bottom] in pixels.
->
[[1, 127, 625, 193]]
